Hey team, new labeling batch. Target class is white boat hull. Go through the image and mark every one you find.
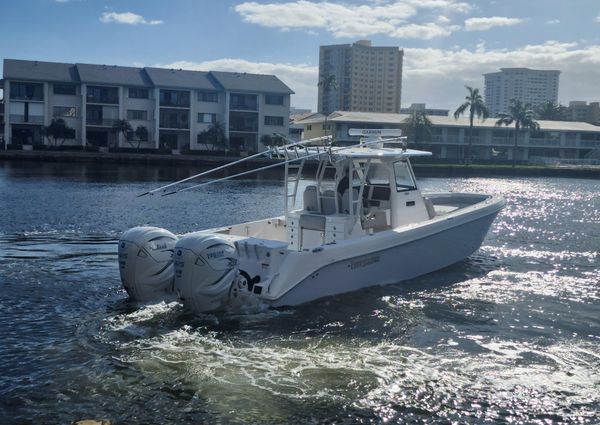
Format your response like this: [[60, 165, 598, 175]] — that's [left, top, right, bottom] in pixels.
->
[[270, 211, 498, 307]]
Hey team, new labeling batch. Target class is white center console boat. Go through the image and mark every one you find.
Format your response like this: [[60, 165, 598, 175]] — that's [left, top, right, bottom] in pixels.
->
[[118, 130, 505, 313]]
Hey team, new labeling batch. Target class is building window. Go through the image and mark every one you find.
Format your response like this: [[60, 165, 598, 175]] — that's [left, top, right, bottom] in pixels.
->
[[53, 84, 77, 96], [230, 93, 258, 111], [127, 109, 148, 120], [53, 106, 77, 118], [198, 113, 216, 124], [129, 87, 149, 99], [87, 86, 119, 104], [160, 90, 190, 108], [265, 94, 284, 105], [306, 125, 312, 131], [10, 82, 44, 101], [264, 116, 284, 126], [198, 91, 218, 102]]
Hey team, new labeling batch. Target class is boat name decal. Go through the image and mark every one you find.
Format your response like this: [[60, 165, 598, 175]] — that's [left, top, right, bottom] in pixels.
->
[[206, 250, 225, 260], [149, 242, 168, 250], [349, 255, 380, 270]]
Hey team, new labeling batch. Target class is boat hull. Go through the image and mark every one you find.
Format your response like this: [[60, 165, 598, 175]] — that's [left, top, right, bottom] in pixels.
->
[[271, 210, 499, 307]]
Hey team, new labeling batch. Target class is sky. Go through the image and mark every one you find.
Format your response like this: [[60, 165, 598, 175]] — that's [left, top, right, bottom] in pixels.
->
[[1, 0, 600, 111]]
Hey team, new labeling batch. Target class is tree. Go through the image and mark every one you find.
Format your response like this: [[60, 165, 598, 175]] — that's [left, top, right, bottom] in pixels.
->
[[318, 73, 339, 138], [402, 111, 432, 144], [198, 122, 228, 151], [42, 118, 76, 146], [134, 125, 149, 149], [536, 101, 567, 121], [112, 119, 133, 148], [260, 134, 287, 147], [495, 98, 540, 168], [318, 74, 338, 99], [454, 86, 489, 162]]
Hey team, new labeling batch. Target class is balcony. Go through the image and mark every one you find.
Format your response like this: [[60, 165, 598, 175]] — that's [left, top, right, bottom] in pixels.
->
[[86, 118, 118, 127], [230, 93, 258, 111], [86, 86, 119, 105], [229, 111, 258, 132], [9, 114, 44, 124], [160, 90, 190, 108], [159, 109, 189, 129], [528, 138, 561, 147]]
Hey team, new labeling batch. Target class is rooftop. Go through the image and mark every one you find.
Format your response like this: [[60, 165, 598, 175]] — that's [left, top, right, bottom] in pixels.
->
[[76, 63, 152, 87], [3, 59, 79, 83], [2, 59, 294, 94], [297, 110, 600, 132], [144, 67, 216, 90], [210, 71, 294, 94]]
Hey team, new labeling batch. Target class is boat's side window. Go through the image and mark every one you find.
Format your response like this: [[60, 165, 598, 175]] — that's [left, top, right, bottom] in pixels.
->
[[393, 160, 417, 192]]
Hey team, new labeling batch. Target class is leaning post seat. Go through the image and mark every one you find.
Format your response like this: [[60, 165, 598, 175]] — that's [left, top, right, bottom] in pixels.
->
[[303, 185, 319, 212]]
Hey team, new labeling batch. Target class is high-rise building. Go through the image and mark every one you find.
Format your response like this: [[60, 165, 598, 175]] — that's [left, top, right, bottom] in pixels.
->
[[317, 40, 403, 115], [484, 68, 560, 117], [566, 101, 600, 125]]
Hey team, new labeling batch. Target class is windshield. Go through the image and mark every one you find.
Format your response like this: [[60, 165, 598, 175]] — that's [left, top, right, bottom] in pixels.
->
[[393, 160, 417, 191]]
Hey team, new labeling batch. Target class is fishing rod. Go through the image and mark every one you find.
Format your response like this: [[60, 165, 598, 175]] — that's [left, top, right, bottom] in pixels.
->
[[161, 136, 406, 197], [137, 135, 332, 197]]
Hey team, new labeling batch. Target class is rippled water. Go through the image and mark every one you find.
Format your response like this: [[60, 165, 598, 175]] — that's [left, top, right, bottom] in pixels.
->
[[0, 161, 598, 424]]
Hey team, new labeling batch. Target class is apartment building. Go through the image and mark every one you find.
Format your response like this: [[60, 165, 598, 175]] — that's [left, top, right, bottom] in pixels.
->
[[299, 110, 600, 163], [399, 103, 449, 117], [317, 40, 403, 115], [2, 59, 293, 152], [484, 68, 560, 117], [566, 101, 600, 125]]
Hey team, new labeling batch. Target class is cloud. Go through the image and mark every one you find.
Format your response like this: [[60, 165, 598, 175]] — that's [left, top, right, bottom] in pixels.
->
[[545, 19, 560, 25], [100, 12, 163, 25], [234, 0, 470, 39], [153, 41, 600, 111], [154, 59, 318, 109], [464, 16, 523, 31], [401, 41, 600, 109], [595, 15, 600, 23]]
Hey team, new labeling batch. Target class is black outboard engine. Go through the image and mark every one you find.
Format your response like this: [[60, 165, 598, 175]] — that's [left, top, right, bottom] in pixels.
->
[[174, 232, 240, 313], [118, 226, 178, 301]]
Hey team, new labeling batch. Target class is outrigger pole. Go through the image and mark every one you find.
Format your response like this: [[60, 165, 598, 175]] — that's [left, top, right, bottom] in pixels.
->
[[137, 135, 332, 197], [159, 137, 406, 197]]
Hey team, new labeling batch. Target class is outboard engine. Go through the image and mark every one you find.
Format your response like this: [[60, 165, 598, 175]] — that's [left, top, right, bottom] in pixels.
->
[[174, 233, 240, 313], [118, 226, 178, 301]]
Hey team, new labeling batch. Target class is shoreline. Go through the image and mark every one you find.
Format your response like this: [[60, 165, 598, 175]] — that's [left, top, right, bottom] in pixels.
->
[[1, 149, 599, 179]]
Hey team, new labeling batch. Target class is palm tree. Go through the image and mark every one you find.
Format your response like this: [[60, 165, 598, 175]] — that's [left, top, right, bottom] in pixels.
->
[[42, 118, 76, 146], [454, 86, 489, 163], [318, 74, 338, 100], [402, 111, 432, 144], [536, 101, 567, 121], [134, 125, 149, 149], [318, 73, 338, 139], [495, 98, 540, 168], [112, 119, 133, 148]]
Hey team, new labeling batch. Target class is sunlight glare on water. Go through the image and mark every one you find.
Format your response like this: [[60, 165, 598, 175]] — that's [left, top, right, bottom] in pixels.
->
[[0, 162, 598, 424]]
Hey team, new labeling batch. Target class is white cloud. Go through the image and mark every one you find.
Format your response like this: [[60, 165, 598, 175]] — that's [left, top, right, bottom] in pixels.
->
[[464, 16, 523, 31], [154, 59, 318, 109], [401, 41, 600, 109], [545, 19, 560, 25], [100, 12, 163, 26], [234, 0, 469, 39], [595, 15, 600, 23], [153, 41, 600, 111]]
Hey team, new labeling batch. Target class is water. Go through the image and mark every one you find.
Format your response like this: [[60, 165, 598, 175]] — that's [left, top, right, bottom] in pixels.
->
[[0, 161, 598, 424]]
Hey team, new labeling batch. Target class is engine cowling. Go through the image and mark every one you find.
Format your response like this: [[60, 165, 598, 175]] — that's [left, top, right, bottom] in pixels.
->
[[174, 232, 239, 313], [118, 226, 177, 301]]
